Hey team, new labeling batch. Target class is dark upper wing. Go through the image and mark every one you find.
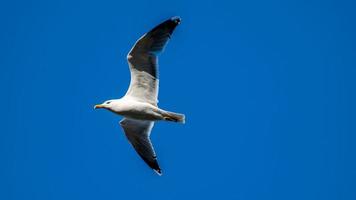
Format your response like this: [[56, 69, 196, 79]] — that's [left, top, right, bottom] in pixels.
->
[[119, 118, 162, 175], [124, 17, 181, 106]]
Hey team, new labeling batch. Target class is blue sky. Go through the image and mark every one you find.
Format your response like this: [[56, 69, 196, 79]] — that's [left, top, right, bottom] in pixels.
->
[[1, 0, 355, 199]]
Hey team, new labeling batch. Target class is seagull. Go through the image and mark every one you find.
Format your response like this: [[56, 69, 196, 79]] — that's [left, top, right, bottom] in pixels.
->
[[94, 17, 185, 175]]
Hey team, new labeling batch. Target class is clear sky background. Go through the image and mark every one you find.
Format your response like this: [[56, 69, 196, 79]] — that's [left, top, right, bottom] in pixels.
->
[[1, 0, 355, 199]]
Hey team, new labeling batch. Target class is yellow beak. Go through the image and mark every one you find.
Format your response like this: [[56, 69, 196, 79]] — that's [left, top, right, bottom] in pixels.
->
[[94, 104, 105, 109]]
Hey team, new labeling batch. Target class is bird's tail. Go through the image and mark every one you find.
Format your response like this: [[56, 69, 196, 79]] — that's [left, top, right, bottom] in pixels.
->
[[163, 111, 185, 124]]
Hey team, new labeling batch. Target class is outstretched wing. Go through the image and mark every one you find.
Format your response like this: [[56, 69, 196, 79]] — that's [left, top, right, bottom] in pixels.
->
[[119, 118, 162, 175], [125, 17, 181, 106]]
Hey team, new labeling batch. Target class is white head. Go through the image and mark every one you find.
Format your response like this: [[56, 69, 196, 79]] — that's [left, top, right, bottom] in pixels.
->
[[94, 99, 118, 111]]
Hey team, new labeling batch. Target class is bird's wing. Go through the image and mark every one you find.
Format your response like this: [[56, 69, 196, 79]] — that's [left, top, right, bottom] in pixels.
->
[[125, 17, 181, 106], [119, 118, 162, 175]]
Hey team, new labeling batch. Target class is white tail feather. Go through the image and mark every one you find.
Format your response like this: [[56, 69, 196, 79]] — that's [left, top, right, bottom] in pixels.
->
[[163, 111, 185, 123]]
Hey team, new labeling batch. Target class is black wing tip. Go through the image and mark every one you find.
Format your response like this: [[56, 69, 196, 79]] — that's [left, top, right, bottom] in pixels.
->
[[170, 16, 181, 24], [137, 153, 163, 176], [154, 168, 163, 176], [149, 16, 181, 35], [150, 159, 162, 176]]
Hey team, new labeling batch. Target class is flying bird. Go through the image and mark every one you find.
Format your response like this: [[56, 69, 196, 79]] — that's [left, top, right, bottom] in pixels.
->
[[94, 17, 185, 175]]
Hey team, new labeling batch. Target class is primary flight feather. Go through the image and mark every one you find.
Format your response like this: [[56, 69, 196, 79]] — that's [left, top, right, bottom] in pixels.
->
[[94, 17, 185, 175]]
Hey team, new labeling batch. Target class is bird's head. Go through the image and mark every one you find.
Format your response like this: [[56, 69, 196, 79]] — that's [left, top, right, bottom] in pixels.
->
[[94, 100, 115, 110]]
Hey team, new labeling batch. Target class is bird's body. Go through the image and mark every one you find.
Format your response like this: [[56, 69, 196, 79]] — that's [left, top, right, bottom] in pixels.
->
[[103, 98, 184, 122], [104, 98, 161, 120], [95, 17, 184, 175]]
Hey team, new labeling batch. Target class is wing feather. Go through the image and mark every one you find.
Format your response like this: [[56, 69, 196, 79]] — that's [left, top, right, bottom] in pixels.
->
[[120, 118, 162, 175], [124, 17, 181, 105]]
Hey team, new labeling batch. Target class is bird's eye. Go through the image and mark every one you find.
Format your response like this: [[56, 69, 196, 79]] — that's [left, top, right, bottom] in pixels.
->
[[106, 101, 111, 104]]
